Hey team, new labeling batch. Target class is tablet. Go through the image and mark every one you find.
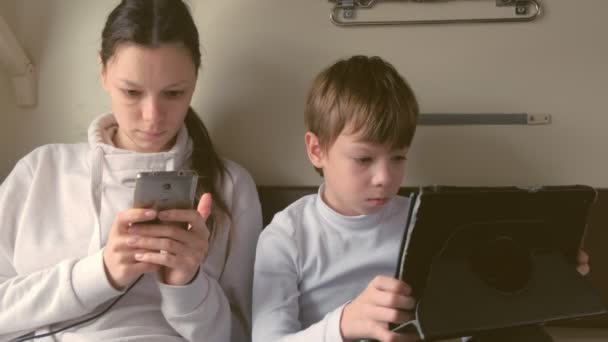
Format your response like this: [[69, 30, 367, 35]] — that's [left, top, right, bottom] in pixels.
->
[[392, 185, 608, 340]]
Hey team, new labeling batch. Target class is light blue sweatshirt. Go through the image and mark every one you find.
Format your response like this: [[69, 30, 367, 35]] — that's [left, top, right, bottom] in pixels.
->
[[252, 186, 410, 341]]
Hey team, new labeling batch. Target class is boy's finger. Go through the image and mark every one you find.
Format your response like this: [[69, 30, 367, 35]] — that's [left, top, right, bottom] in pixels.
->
[[371, 275, 412, 295], [372, 292, 416, 311], [369, 306, 414, 324], [577, 249, 589, 264], [577, 264, 590, 276]]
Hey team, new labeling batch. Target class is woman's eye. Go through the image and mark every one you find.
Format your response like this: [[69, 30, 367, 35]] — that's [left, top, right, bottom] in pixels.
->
[[164, 90, 184, 98], [123, 89, 141, 97]]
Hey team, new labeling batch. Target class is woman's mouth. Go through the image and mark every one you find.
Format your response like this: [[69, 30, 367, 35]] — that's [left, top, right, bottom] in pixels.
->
[[138, 130, 166, 140]]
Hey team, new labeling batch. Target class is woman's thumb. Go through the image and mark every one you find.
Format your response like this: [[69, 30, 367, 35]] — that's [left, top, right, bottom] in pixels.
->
[[197, 193, 212, 220]]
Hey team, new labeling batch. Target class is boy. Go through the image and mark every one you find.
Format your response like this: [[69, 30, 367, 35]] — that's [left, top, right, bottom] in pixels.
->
[[253, 55, 419, 341], [252, 55, 590, 342]]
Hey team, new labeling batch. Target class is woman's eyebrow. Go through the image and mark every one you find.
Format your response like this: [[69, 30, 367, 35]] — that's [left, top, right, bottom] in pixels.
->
[[163, 80, 190, 88], [118, 79, 190, 88]]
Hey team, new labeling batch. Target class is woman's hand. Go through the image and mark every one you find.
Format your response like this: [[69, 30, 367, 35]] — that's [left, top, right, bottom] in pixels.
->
[[340, 275, 419, 342], [125, 193, 212, 286], [103, 209, 162, 290]]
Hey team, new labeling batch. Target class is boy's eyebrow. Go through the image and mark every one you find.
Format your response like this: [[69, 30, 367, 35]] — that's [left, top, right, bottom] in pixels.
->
[[353, 141, 409, 153], [349, 142, 408, 153], [350, 140, 396, 148], [348, 142, 375, 150]]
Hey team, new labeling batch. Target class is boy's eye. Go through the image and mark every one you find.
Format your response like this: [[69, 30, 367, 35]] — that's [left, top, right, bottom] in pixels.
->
[[354, 157, 373, 164], [164, 90, 184, 98], [122, 89, 141, 97], [392, 155, 407, 163]]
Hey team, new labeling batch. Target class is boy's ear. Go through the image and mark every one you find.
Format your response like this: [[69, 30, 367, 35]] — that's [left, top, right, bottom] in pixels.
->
[[305, 131, 324, 169]]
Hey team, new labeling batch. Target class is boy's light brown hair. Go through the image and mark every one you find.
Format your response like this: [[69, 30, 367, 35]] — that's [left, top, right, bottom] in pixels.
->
[[305, 55, 419, 175]]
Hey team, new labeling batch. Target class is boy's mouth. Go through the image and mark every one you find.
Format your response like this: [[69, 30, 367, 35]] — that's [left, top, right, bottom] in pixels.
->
[[367, 197, 389, 206]]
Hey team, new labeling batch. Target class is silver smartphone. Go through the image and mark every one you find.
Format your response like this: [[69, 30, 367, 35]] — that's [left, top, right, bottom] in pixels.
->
[[133, 170, 198, 229]]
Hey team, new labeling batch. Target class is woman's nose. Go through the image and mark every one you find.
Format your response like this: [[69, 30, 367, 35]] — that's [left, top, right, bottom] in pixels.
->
[[142, 96, 163, 122]]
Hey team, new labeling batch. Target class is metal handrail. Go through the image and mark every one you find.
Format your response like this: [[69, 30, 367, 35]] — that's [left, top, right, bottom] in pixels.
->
[[330, 0, 542, 26]]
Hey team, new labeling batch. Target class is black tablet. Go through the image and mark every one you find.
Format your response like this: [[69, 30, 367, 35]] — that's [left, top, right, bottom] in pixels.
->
[[392, 185, 608, 340]]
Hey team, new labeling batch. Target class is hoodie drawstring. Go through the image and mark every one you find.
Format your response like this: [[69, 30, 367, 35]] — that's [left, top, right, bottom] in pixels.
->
[[88, 146, 105, 255]]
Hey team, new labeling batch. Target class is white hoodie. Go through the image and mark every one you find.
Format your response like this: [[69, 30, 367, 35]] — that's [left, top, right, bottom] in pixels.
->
[[0, 114, 262, 342]]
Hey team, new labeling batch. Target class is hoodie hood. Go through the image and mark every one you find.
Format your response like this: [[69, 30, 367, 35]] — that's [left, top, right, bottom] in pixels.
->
[[86, 113, 193, 253]]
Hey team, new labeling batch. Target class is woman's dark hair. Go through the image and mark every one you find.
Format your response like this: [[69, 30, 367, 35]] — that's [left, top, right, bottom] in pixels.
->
[[100, 0, 230, 235]]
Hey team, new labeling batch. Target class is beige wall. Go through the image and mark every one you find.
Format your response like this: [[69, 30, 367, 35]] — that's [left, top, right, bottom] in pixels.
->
[[0, 0, 117, 178], [1, 0, 607, 188], [0, 0, 20, 176]]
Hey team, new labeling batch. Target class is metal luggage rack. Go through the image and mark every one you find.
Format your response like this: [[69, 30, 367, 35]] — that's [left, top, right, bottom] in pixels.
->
[[329, 0, 542, 26]]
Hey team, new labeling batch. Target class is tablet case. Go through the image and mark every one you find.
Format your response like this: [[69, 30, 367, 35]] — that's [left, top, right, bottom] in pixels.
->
[[392, 185, 608, 340]]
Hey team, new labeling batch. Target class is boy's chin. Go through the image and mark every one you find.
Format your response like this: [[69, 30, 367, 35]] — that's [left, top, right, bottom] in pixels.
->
[[357, 203, 387, 215]]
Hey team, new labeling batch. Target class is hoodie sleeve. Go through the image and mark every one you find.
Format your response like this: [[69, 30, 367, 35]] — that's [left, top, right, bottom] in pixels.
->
[[0, 156, 123, 340], [159, 161, 263, 342], [158, 269, 231, 342]]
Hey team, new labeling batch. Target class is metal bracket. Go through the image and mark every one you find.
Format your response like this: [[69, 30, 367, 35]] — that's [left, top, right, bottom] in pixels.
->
[[341, 0, 355, 19], [496, 0, 532, 16], [329, 0, 542, 26]]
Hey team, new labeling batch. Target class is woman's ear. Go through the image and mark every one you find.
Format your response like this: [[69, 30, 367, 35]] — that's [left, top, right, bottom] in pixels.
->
[[99, 53, 109, 92], [305, 132, 325, 169]]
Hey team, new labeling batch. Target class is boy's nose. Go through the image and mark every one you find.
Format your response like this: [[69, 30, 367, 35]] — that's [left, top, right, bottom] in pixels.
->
[[371, 163, 391, 187]]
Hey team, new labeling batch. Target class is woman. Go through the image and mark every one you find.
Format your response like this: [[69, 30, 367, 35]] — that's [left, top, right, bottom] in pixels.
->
[[0, 1, 261, 341]]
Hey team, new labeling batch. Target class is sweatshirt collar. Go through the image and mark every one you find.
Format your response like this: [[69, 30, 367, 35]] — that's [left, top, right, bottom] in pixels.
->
[[87, 114, 192, 178], [316, 184, 393, 231]]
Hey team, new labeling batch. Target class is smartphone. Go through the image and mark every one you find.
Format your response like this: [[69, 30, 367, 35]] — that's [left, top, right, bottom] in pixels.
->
[[133, 170, 198, 229]]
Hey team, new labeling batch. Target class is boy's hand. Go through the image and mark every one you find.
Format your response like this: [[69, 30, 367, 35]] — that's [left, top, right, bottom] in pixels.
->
[[340, 275, 419, 342], [577, 249, 590, 276]]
